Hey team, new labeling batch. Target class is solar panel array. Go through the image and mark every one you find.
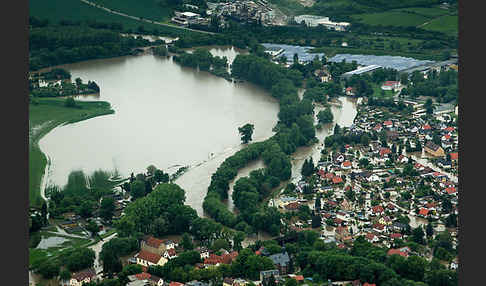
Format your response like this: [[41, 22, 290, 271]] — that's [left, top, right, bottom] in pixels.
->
[[261, 43, 325, 64], [328, 54, 435, 71]]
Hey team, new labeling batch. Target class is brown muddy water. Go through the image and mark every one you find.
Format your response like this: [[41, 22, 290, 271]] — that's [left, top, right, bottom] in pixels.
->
[[38, 48, 279, 215]]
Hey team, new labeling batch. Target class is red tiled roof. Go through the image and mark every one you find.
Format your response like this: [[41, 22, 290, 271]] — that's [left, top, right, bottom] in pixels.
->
[[366, 233, 375, 240], [445, 187, 457, 194], [444, 126, 454, 132], [170, 282, 185, 286], [167, 248, 177, 257], [450, 152, 458, 160], [332, 176, 343, 184], [419, 208, 429, 216], [285, 202, 300, 210], [380, 148, 392, 156], [138, 250, 162, 264], [135, 272, 152, 280], [72, 269, 96, 281], [390, 233, 402, 239], [326, 173, 335, 179], [383, 120, 393, 126], [372, 205, 384, 213], [363, 283, 377, 286], [423, 124, 432, 130], [373, 223, 385, 230], [342, 161, 352, 167], [387, 249, 409, 257], [294, 275, 304, 281]]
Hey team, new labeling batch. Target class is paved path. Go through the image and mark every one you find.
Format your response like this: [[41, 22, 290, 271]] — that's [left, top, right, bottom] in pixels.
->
[[79, 0, 216, 35], [89, 232, 118, 278]]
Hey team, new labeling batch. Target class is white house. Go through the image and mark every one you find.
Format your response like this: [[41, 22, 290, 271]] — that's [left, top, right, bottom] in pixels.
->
[[381, 81, 400, 91]]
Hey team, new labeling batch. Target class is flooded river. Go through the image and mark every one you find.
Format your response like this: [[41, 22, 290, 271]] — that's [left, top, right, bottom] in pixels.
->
[[39, 47, 279, 215]]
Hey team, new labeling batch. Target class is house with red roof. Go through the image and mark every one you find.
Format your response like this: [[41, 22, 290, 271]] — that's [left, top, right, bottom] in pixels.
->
[[387, 247, 410, 257], [363, 283, 377, 286], [70, 268, 97, 286], [444, 187, 457, 195], [345, 87, 356, 96], [372, 205, 384, 215], [383, 120, 393, 128], [366, 233, 379, 243], [397, 154, 409, 164], [373, 124, 383, 132], [418, 208, 429, 217], [373, 222, 386, 233], [332, 176, 344, 184], [379, 147, 392, 157], [390, 233, 402, 239], [170, 282, 185, 286], [341, 160, 352, 169], [381, 81, 400, 90], [450, 152, 458, 161], [128, 272, 164, 286], [136, 250, 168, 267]]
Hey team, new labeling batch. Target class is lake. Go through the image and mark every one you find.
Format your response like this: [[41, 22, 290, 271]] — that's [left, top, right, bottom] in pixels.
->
[[39, 47, 280, 215]]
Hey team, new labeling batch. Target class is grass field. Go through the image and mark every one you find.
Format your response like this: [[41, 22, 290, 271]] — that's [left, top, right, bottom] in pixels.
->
[[89, 0, 172, 22], [29, 97, 114, 208], [29, 0, 187, 35], [393, 6, 450, 18], [351, 11, 430, 27], [422, 15, 458, 36]]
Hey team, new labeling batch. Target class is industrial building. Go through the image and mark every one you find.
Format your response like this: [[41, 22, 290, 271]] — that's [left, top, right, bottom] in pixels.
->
[[340, 65, 382, 79], [293, 15, 350, 31]]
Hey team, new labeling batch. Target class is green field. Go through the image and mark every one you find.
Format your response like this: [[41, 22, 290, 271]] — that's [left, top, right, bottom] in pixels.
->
[[29, 0, 185, 34], [422, 15, 458, 36], [29, 97, 114, 208], [393, 6, 450, 18], [90, 0, 172, 22], [351, 11, 430, 27]]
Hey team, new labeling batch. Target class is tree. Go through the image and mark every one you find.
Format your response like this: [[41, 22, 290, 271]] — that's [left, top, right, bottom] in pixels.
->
[[317, 107, 334, 124], [130, 180, 146, 199], [65, 97, 76, 108], [181, 233, 194, 250], [75, 77, 83, 86], [238, 123, 255, 144], [86, 220, 100, 237], [211, 238, 230, 251], [37, 260, 60, 279], [60, 268, 71, 281], [311, 215, 321, 228], [233, 231, 246, 251], [425, 98, 434, 114], [154, 169, 169, 183], [411, 226, 425, 245], [60, 247, 96, 272], [400, 73, 409, 86], [41, 201, 48, 226], [100, 197, 115, 221], [426, 223, 434, 238]]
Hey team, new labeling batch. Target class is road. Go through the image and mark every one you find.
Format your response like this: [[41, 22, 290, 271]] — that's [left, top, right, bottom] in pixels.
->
[[79, 0, 216, 35], [89, 232, 118, 278]]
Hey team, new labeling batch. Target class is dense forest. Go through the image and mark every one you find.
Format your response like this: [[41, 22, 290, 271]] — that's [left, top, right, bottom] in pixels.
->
[[29, 18, 155, 70]]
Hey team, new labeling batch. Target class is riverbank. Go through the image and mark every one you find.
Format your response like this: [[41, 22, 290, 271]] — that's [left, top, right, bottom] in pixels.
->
[[29, 97, 114, 208]]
